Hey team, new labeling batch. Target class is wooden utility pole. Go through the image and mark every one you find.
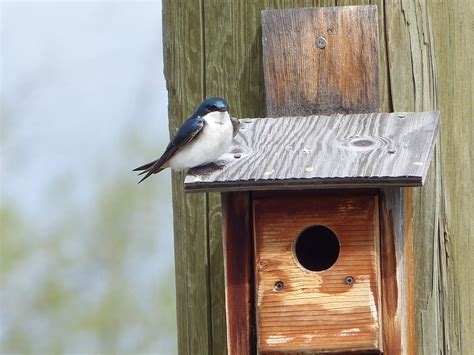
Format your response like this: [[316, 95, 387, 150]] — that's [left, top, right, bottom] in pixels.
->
[[163, 1, 473, 354]]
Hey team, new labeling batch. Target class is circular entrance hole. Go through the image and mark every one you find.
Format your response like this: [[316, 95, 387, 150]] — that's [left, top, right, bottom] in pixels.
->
[[293, 225, 340, 272]]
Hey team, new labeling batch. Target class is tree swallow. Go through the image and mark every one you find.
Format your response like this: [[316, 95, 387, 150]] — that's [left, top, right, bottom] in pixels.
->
[[134, 97, 239, 183]]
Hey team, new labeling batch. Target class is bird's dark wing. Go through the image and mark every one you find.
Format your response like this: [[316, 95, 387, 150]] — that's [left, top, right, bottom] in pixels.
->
[[134, 116, 205, 183]]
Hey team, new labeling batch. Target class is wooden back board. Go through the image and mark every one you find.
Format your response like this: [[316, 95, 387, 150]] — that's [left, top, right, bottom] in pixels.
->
[[262, 6, 379, 117]]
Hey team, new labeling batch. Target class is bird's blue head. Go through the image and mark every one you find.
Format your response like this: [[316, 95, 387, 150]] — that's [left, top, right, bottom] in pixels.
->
[[195, 97, 229, 116]]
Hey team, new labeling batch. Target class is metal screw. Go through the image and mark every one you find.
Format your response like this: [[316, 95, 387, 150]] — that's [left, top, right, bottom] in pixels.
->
[[345, 276, 354, 285], [274, 281, 284, 292], [316, 37, 327, 49]]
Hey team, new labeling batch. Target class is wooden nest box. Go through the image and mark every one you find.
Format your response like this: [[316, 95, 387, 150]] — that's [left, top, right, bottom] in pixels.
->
[[184, 5, 440, 354], [185, 111, 439, 354]]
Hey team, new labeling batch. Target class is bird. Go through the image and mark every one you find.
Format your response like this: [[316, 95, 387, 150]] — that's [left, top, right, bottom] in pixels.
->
[[134, 97, 239, 183]]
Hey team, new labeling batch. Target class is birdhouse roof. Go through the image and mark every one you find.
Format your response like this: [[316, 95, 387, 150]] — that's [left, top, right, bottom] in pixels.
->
[[184, 111, 440, 192]]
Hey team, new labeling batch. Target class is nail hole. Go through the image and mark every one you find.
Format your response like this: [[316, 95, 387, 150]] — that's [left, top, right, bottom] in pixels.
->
[[234, 154, 241, 159]]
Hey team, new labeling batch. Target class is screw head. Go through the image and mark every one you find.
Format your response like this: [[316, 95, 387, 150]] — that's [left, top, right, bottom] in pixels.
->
[[345, 276, 354, 285], [316, 37, 327, 49], [274, 281, 284, 292]]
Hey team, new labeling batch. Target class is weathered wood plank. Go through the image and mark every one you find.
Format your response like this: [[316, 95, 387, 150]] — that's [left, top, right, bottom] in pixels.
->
[[380, 188, 415, 355], [381, 1, 473, 353], [221, 192, 255, 355], [162, 2, 211, 354], [207, 192, 227, 355], [428, 1, 473, 352], [254, 194, 382, 353], [262, 5, 379, 116], [185, 111, 439, 192]]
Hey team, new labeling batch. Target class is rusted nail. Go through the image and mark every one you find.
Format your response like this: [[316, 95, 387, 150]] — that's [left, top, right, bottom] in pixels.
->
[[316, 37, 327, 49]]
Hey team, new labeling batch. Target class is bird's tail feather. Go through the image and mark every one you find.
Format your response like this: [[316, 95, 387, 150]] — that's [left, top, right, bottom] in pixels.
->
[[137, 166, 165, 176], [136, 161, 170, 184], [133, 160, 157, 172]]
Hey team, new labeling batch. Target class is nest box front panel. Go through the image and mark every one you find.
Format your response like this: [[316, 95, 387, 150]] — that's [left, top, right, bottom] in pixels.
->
[[253, 194, 382, 353]]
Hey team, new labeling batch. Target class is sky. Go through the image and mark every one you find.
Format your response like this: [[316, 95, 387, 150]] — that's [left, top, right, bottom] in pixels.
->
[[1, 1, 177, 353]]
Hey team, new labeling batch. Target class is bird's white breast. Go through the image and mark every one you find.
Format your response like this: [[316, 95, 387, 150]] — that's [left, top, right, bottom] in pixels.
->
[[169, 111, 234, 171]]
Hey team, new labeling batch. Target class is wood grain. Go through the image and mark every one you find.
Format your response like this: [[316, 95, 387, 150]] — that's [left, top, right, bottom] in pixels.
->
[[379, 188, 415, 354], [407, 1, 473, 354], [185, 111, 440, 192], [377, 1, 473, 353], [165, 1, 472, 353], [262, 6, 379, 117], [162, 2, 212, 354], [208, 191, 227, 355], [221, 192, 255, 355], [253, 194, 381, 353]]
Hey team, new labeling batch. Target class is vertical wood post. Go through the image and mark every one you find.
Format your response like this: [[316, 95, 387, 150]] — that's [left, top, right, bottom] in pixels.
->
[[163, 1, 472, 354]]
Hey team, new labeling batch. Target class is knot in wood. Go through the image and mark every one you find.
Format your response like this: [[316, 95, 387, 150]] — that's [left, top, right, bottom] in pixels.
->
[[258, 260, 270, 270]]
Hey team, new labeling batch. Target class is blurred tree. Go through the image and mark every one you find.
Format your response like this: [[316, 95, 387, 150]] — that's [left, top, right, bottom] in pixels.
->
[[1, 2, 178, 354]]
